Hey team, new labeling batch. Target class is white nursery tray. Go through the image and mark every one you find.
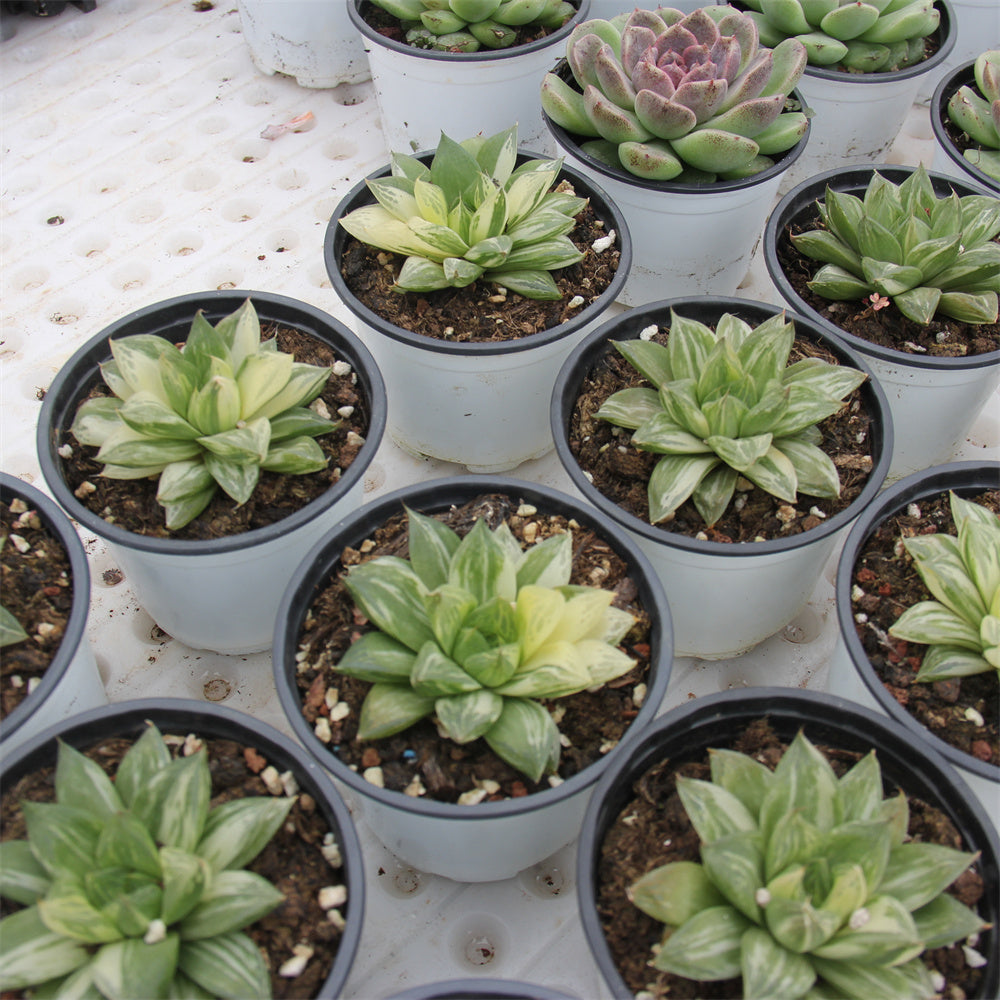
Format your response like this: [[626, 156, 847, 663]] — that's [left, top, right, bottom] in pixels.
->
[[1, 3, 997, 997]]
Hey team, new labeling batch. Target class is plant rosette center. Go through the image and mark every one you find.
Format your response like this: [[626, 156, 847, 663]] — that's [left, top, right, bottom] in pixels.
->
[[849, 487, 1000, 768], [294, 493, 653, 801], [568, 313, 876, 543]]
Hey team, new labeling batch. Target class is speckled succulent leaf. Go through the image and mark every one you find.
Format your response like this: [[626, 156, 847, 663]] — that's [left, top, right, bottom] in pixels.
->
[[652, 905, 751, 978], [176, 932, 270, 999], [344, 556, 435, 653], [630, 860, 727, 925]]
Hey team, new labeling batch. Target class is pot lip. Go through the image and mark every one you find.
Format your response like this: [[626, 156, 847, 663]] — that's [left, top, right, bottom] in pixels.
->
[[542, 60, 810, 195], [347, 0, 589, 62], [575, 685, 999, 1000], [384, 979, 578, 1000], [35, 289, 388, 557], [764, 162, 1000, 370], [802, 0, 955, 83], [834, 459, 1000, 783], [273, 474, 674, 821], [325, 150, 632, 356], [550, 294, 894, 558], [0, 473, 92, 745], [930, 58, 1000, 194], [0, 696, 365, 999]]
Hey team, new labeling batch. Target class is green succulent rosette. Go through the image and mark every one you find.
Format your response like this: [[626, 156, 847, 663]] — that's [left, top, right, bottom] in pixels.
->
[[947, 50, 1000, 184]]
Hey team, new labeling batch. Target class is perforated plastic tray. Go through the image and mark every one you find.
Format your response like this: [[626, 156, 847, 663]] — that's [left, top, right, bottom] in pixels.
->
[[1, 3, 997, 997]]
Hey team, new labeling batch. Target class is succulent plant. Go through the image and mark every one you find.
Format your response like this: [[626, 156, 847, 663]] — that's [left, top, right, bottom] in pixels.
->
[[0, 724, 297, 999], [739, 0, 940, 72], [338, 125, 589, 300], [947, 49, 1000, 184], [790, 165, 1000, 326], [0, 604, 28, 648], [629, 729, 988, 999], [332, 507, 637, 782], [540, 6, 809, 182], [593, 310, 867, 526], [888, 491, 1000, 682], [368, 0, 575, 51], [68, 299, 339, 531]]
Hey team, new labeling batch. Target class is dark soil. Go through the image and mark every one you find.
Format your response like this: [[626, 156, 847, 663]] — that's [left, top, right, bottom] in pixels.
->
[[338, 196, 621, 343], [775, 206, 1000, 357], [595, 716, 988, 1000], [849, 487, 1000, 767], [358, 0, 575, 49], [56, 324, 372, 541], [567, 325, 877, 541], [0, 497, 74, 722], [294, 492, 654, 802], [0, 729, 349, 1000]]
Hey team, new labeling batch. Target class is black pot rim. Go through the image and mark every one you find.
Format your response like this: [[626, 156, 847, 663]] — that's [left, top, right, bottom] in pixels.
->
[[834, 459, 1000, 783], [801, 0, 955, 82], [273, 474, 674, 820], [0, 473, 92, 746], [384, 979, 577, 1000], [764, 162, 1000, 369], [35, 289, 387, 556], [325, 150, 632, 356], [348, 0, 589, 63], [542, 59, 810, 194], [549, 294, 893, 558], [930, 58, 1000, 194], [0, 697, 366, 1000], [576, 685, 1000, 1000]]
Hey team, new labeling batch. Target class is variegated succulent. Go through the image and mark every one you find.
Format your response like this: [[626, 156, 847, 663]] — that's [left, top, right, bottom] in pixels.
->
[[739, 0, 940, 72], [791, 164, 1000, 325], [0, 724, 298, 999], [629, 730, 987, 999], [594, 310, 867, 526], [540, 6, 809, 182], [368, 0, 575, 51], [69, 299, 338, 530], [947, 49, 1000, 184], [331, 507, 637, 782], [338, 125, 588, 300], [889, 491, 1000, 681]]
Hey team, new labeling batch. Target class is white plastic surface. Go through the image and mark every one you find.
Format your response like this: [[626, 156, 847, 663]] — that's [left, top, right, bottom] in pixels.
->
[[0, 4, 997, 998]]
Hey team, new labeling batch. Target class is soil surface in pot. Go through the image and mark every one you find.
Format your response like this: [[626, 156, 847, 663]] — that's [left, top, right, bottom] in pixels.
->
[[0, 728, 349, 1000], [776, 206, 1000, 357], [358, 0, 575, 49], [595, 717, 988, 999], [568, 326, 876, 541], [55, 324, 372, 542], [295, 492, 653, 802], [338, 196, 621, 343], [0, 497, 74, 722], [850, 486, 1000, 768]]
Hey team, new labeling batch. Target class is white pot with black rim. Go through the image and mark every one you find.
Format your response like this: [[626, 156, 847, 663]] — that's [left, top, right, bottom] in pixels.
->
[[550, 295, 892, 661], [273, 476, 673, 883], [0, 473, 105, 755], [931, 58, 1000, 192], [36, 290, 386, 656], [776, 0, 956, 192], [827, 461, 999, 824], [541, 66, 810, 307], [325, 150, 630, 473], [764, 163, 1000, 482], [348, 0, 591, 155]]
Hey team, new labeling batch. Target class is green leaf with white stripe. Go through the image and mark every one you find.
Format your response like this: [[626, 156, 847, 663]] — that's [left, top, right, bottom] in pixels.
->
[[486, 268, 561, 299], [667, 311, 719, 383], [811, 895, 921, 963], [484, 697, 561, 783], [743, 445, 799, 504], [31, 963, 102, 1000], [701, 832, 765, 922], [435, 688, 505, 744], [877, 842, 979, 911], [741, 926, 817, 999], [179, 931, 270, 999], [613, 338, 672, 387], [630, 861, 727, 926], [114, 725, 172, 808], [777, 435, 842, 499], [37, 876, 123, 945], [159, 846, 210, 926], [94, 812, 162, 880], [343, 556, 434, 653], [648, 453, 721, 522], [890, 601, 983, 651], [652, 906, 752, 979], [915, 645, 992, 681], [69, 397, 124, 448], [594, 387, 662, 430], [0, 840, 51, 905], [155, 460, 214, 504], [196, 795, 294, 873], [406, 216, 470, 258], [367, 175, 420, 222], [129, 751, 211, 853], [450, 516, 516, 604], [358, 682, 436, 740], [496, 641, 593, 698], [21, 802, 102, 880], [178, 871, 284, 940], [54, 740, 125, 821], [0, 906, 90, 991], [411, 642, 481, 697], [633, 413, 715, 454], [676, 776, 757, 844], [336, 630, 419, 684], [110, 335, 182, 400], [709, 747, 775, 817], [92, 935, 179, 1000], [515, 530, 571, 589], [912, 892, 988, 949], [261, 435, 327, 475], [811, 954, 936, 1000], [395, 256, 452, 292]]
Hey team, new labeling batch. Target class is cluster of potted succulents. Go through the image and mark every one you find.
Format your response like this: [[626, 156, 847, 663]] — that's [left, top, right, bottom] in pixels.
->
[[5, 2, 998, 995]]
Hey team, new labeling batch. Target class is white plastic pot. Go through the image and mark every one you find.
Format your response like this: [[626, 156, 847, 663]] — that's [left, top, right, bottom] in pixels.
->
[[0, 474, 105, 755], [348, 0, 590, 155], [237, 0, 370, 88], [827, 462, 1000, 825], [778, 0, 956, 192], [930, 60, 1000, 191], [550, 296, 892, 661], [273, 477, 673, 883], [765, 164, 1000, 481], [325, 152, 631, 473], [916, 0, 999, 105], [37, 291, 386, 656], [542, 69, 810, 307]]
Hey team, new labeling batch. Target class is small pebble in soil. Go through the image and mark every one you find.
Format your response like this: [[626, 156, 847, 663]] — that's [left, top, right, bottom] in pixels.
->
[[318, 885, 348, 910], [279, 944, 314, 979]]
